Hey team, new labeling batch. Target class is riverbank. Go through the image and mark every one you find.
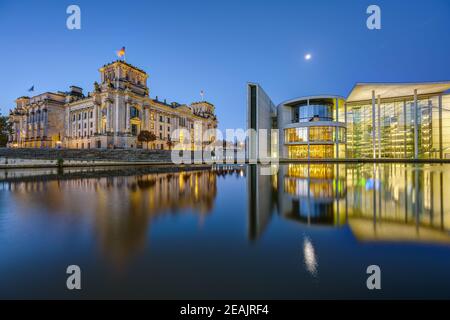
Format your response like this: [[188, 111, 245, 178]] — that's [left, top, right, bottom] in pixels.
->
[[2, 148, 450, 169], [0, 148, 180, 168], [0, 164, 215, 182]]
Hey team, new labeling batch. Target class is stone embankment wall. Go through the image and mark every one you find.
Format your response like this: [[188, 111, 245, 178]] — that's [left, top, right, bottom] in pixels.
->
[[0, 148, 173, 162]]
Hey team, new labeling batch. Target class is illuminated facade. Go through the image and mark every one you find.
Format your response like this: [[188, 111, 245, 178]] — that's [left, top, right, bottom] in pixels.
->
[[279, 96, 346, 159], [247, 82, 450, 160], [7, 60, 218, 150], [346, 83, 450, 159]]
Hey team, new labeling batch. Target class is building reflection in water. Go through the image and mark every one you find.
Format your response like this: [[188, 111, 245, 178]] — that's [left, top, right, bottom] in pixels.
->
[[1, 166, 245, 267], [248, 163, 450, 244]]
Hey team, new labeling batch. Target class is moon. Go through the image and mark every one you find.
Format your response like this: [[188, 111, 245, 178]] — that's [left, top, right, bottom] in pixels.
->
[[305, 53, 312, 60]]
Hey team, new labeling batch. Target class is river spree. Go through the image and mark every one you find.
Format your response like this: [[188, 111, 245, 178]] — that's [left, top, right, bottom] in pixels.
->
[[1, 163, 450, 299]]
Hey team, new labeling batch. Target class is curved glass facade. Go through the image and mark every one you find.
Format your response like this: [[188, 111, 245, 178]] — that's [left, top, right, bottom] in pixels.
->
[[293, 99, 334, 123], [285, 127, 308, 143], [285, 126, 346, 144], [288, 145, 334, 159], [309, 126, 334, 142]]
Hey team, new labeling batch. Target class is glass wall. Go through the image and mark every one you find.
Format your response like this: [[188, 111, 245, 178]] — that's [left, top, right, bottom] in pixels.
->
[[285, 127, 307, 143], [334, 127, 346, 143], [287, 145, 334, 159], [288, 145, 308, 158], [309, 145, 334, 158], [442, 95, 450, 159], [346, 103, 373, 158], [346, 95, 448, 159], [285, 126, 345, 159], [285, 126, 345, 144], [309, 126, 333, 142], [292, 98, 334, 123]]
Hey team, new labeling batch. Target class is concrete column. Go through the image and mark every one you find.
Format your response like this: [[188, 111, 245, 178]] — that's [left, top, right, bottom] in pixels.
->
[[307, 127, 310, 161], [403, 101, 407, 158], [428, 99, 433, 158], [335, 98, 339, 159], [377, 95, 381, 158], [372, 90, 376, 159], [414, 89, 418, 159], [344, 102, 348, 159], [439, 95, 443, 159]]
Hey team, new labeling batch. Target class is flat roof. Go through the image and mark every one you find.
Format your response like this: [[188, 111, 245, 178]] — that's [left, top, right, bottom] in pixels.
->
[[278, 95, 345, 107], [347, 81, 450, 102]]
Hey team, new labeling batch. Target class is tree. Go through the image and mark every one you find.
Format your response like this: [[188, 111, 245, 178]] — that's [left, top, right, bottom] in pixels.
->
[[167, 136, 174, 150], [137, 130, 156, 149], [0, 114, 12, 147]]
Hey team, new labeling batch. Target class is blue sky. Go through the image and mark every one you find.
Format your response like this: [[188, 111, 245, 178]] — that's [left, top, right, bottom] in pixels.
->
[[0, 0, 449, 130]]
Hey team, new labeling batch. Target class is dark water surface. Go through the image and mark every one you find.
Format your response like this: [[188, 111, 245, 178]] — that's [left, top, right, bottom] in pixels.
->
[[1, 163, 450, 299]]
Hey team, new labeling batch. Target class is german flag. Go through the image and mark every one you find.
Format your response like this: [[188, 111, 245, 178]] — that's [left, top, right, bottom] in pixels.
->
[[117, 46, 126, 58]]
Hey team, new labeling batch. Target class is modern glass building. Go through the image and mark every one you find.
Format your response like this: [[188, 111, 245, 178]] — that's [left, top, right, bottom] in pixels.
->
[[346, 83, 450, 159], [247, 82, 450, 160], [278, 96, 346, 159]]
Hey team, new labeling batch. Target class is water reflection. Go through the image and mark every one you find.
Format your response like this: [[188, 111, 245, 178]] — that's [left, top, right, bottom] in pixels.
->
[[302, 236, 318, 277], [0, 167, 244, 267], [1, 163, 450, 298], [248, 163, 450, 244]]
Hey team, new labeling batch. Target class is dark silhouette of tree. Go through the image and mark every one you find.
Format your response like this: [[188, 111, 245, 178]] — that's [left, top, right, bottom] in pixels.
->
[[167, 136, 174, 150], [0, 113, 12, 147], [137, 130, 156, 149]]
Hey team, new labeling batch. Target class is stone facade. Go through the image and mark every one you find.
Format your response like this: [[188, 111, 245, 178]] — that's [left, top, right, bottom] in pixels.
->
[[8, 60, 218, 150], [8, 93, 66, 148]]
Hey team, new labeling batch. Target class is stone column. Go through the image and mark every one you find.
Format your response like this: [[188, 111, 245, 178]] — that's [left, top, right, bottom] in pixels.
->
[[98, 104, 103, 133], [106, 102, 111, 132], [115, 96, 119, 134], [143, 107, 148, 131], [93, 103, 98, 134], [44, 109, 48, 138], [65, 107, 70, 137], [126, 102, 130, 133]]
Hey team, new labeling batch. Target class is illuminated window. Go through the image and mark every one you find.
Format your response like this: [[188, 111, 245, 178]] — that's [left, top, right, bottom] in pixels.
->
[[285, 128, 307, 143], [309, 126, 333, 142]]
